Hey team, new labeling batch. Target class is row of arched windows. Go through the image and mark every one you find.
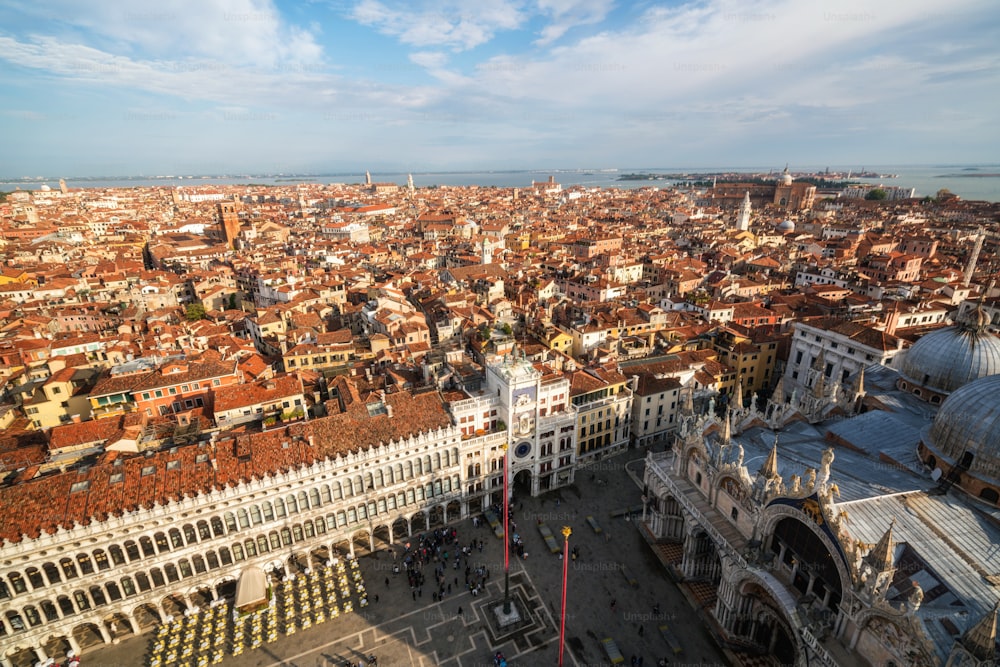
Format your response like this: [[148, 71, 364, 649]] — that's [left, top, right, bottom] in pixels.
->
[[1, 474, 462, 605]]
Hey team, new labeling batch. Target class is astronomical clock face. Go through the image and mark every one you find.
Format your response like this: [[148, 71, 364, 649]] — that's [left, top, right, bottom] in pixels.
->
[[514, 441, 532, 459]]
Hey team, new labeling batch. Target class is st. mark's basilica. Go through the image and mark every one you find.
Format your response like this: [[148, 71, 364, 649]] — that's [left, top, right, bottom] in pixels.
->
[[641, 304, 1000, 666]]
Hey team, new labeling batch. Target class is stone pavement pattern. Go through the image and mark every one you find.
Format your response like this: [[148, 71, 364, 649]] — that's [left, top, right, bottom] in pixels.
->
[[84, 452, 731, 667]]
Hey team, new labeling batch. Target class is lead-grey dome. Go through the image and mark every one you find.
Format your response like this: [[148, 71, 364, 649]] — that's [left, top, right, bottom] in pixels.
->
[[925, 374, 1000, 481], [898, 307, 1000, 396]]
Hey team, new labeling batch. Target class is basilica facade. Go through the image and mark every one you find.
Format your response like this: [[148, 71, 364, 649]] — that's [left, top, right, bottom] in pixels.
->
[[642, 313, 1000, 666]]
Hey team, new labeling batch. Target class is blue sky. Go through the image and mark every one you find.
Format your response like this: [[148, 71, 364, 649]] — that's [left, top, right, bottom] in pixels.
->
[[1, 0, 998, 176]]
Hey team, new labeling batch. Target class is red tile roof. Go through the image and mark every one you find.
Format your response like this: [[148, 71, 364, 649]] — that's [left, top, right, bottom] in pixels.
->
[[0, 383, 453, 544]]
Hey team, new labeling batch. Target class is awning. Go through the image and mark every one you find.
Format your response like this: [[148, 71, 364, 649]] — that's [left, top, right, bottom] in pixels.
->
[[234, 565, 268, 610]]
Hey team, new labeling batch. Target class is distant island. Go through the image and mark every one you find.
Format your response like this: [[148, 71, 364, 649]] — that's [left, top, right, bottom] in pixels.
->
[[617, 173, 677, 181], [937, 173, 1000, 178]]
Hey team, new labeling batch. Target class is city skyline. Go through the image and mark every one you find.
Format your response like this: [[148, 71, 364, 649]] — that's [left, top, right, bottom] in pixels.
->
[[1, 0, 998, 175]]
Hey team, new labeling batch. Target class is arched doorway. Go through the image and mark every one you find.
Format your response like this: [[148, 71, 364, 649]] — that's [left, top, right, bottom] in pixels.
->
[[189, 585, 214, 608], [215, 578, 237, 603], [446, 500, 462, 524], [372, 524, 392, 550], [104, 611, 134, 640], [410, 512, 427, 533], [42, 635, 73, 663], [737, 582, 798, 665], [513, 469, 533, 498], [131, 603, 161, 631], [161, 593, 187, 618], [351, 529, 372, 556], [769, 516, 844, 612], [331, 539, 352, 561], [392, 517, 410, 542], [310, 545, 331, 568], [6, 646, 37, 667], [289, 551, 310, 573], [72, 622, 106, 650], [428, 505, 444, 528]]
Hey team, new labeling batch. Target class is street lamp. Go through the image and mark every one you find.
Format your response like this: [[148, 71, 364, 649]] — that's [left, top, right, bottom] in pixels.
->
[[558, 525, 571, 667], [500, 443, 511, 614]]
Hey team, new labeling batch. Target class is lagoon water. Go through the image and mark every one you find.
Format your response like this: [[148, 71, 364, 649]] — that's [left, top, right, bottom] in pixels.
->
[[4, 165, 999, 202]]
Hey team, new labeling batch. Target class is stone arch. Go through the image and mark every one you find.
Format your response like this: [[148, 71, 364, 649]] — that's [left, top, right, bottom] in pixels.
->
[[20, 604, 42, 629], [188, 584, 215, 608], [351, 528, 373, 555], [215, 576, 238, 602], [41, 634, 74, 662], [92, 548, 111, 572], [138, 534, 156, 558], [980, 487, 999, 504], [715, 473, 750, 507], [104, 580, 123, 603], [88, 582, 108, 607], [308, 544, 331, 568], [59, 556, 79, 581], [331, 538, 352, 560], [5, 646, 38, 667], [427, 504, 445, 527], [729, 575, 802, 665], [131, 602, 161, 630], [446, 499, 462, 523], [288, 550, 311, 574], [372, 523, 392, 550], [392, 516, 410, 540], [6, 570, 28, 595], [410, 512, 427, 532], [24, 565, 44, 590], [161, 592, 187, 617], [39, 598, 60, 623], [72, 622, 107, 650], [104, 610, 134, 638], [42, 561, 62, 584], [75, 552, 96, 576], [758, 502, 853, 599], [679, 442, 707, 486], [56, 594, 76, 617]]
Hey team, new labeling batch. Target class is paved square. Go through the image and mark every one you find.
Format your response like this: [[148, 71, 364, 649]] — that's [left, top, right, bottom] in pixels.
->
[[84, 452, 731, 667]]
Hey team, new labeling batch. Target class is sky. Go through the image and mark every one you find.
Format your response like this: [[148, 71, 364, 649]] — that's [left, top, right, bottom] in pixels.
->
[[0, 0, 998, 177]]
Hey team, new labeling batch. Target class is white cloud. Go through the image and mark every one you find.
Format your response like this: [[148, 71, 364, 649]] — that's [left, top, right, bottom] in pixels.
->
[[534, 0, 615, 45], [5, 0, 323, 68], [409, 51, 450, 69], [351, 0, 526, 51], [0, 34, 416, 114], [465, 0, 998, 116]]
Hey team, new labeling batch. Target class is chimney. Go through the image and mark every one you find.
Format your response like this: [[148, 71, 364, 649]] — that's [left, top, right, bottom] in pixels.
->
[[385, 404, 393, 418]]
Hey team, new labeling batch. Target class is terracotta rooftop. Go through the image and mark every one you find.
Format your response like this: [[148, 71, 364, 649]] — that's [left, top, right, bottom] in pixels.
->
[[0, 384, 453, 544]]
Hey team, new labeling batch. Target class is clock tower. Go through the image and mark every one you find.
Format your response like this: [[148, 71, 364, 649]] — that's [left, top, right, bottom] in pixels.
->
[[485, 350, 577, 495]]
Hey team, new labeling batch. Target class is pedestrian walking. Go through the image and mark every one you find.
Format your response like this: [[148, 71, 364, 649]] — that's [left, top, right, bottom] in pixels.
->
[[457, 606, 463, 616], [374, 594, 379, 603], [638, 624, 644, 636], [412, 590, 416, 601], [385, 577, 390, 588], [611, 599, 617, 611]]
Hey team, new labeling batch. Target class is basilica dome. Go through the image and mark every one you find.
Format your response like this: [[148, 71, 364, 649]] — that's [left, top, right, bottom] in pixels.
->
[[776, 220, 795, 233], [898, 306, 1000, 401], [923, 374, 1000, 492]]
